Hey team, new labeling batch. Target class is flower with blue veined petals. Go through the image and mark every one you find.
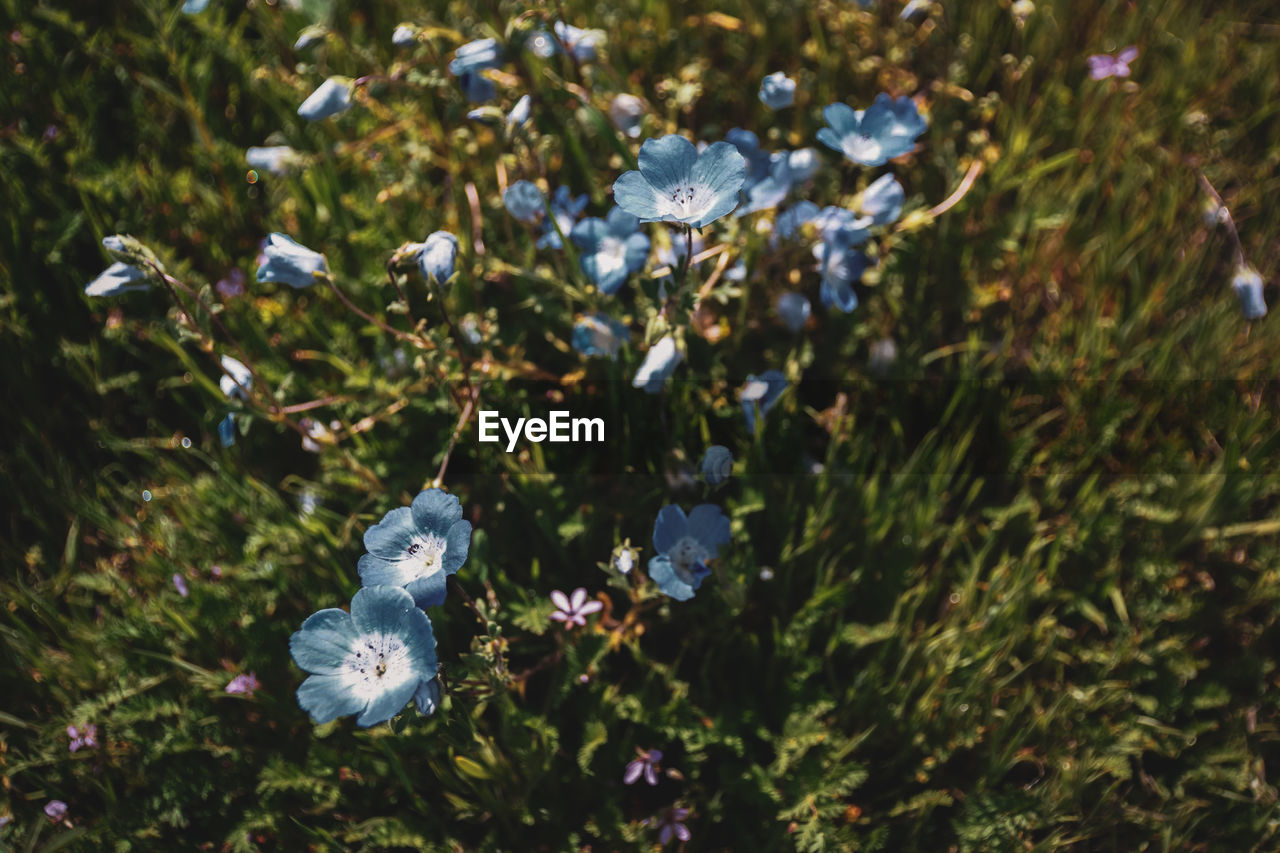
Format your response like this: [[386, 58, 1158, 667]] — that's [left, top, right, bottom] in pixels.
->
[[571, 207, 651, 294], [219, 354, 251, 400], [614, 135, 747, 229], [815, 231, 870, 313], [776, 291, 811, 332], [297, 77, 353, 121], [701, 446, 733, 485], [289, 585, 439, 727], [632, 336, 683, 394], [504, 180, 545, 225], [357, 489, 473, 609], [742, 370, 787, 434], [1232, 264, 1267, 320], [817, 94, 927, 167], [449, 38, 502, 76], [538, 186, 589, 249], [573, 312, 629, 358], [647, 504, 731, 601], [419, 231, 458, 285], [85, 262, 148, 297], [247, 145, 301, 176], [759, 72, 796, 109], [610, 94, 645, 139], [256, 233, 328, 288], [860, 173, 905, 225]]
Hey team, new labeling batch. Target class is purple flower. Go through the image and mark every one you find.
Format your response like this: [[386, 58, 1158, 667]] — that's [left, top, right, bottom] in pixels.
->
[[1088, 46, 1138, 80], [653, 806, 691, 845], [549, 588, 603, 628], [172, 573, 189, 597], [226, 672, 260, 696], [624, 748, 663, 785], [44, 800, 67, 821], [67, 724, 98, 753], [215, 268, 246, 299]]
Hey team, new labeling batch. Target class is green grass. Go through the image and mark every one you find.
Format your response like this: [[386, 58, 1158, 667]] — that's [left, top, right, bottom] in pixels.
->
[[2, 0, 1278, 850]]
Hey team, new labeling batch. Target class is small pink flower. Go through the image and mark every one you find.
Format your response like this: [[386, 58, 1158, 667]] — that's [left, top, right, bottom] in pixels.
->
[[1087, 46, 1138, 80], [66, 723, 98, 753], [548, 588, 603, 628], [226, 672, 260, 697]]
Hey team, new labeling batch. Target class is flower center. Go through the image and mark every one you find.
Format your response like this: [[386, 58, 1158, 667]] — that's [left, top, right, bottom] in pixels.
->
[[342, 633, 414, 700], [404, 534, 448, 579], [668, 535, 709, 583]]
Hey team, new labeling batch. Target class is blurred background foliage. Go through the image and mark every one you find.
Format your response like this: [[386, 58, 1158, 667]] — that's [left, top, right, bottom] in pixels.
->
[[2, 0, 1279, 849]]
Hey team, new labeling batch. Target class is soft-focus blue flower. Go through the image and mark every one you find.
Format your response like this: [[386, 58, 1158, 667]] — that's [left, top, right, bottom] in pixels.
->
[[172, 572, 189, 597], [648, 504, 731, 601], [813, 206, 873, 243], [449, 38, 502, 76], [419, 231, 458, 284], [701, 446, 733, 485], [297, 77, 352, 121], [632, 335, 682, 394], [814, 230, 869, 313], [530, 22, 605, 61], [293, 24, 328, 51], [817, 94, 927, 167], [256, 233, 328, 288], [85, 262, 148, 297], [289, 585, 439, 727], [507, 94, 532, 132], [414, 676, 442, 716], [392, 23, 418, 48], [610, 94, 645, 139], [772, 200, 821, 244], [182, 0, 209, 13], [868, 337, 898, 375], [776, 291, 811, 332], [573, 313, 629, 358], [614, 135, 747, 229], [625, 748, 664, 785], [504, 180, 545, 225], [1232, 265, 1267, 320], [218, 413, 236, 447], [459, 71, 496, 103], [759, 72, 796, 109], [742, 370, 787, 434], [737, 146, 821, 216], [246, 145, 300, 176], [900, 0, 931, 20], [357, 489, 473, 609], [725, 129, 773, 193], [571, 207, 650, 293], [538, 186, 589, 249], [861, 173, 904, 225], [219, 354, 252, 400], [526, 29, 558, 59]]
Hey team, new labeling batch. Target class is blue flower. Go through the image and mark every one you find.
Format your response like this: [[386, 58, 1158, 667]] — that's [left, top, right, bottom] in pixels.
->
[[219, 354, 252, 399], [392, 24, 418, 48], [571, 207, 651, 294], [739, 149, 821, 216], [759, 72, 796, 109], [246, 146, 300, 176], [357, 489, 473, 609], [613, 135, 747, 229], [1232, 265, 1267, 320], [817, 94, 927, 167], [84, 262, 148, 297], [289, 585, 439, 727], [218, 413, 237, 447], [419, 231, 458, 285], [297, 77, 353, 121], [507, 94, 532, 132], [530, 22, 604, 61], [742, 370, 787, 434], [414, 677, 443, 716], [610, 94, 645, 139], [504, 180, 545, 224], [182, 0, 209, 13], [861, 173, 904, 225], [813, 206, 872, 243], [725, 129, 773, 193], [459, 72, 496, 103], [701, 446, 733, 485], [632, 336, 682, 394], [294, 25, 328, 51], [776, 291, 811, 332], [647, 504, 731, 601], [772, 200, 821, 244], [449, 38, 502, 76], [256, 233, 328, 288], [814, 231, 870, 313], [537, 186, 589, 250], [572, 313, 629, 358]]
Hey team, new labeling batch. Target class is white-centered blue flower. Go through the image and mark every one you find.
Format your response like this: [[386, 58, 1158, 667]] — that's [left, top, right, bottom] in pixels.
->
[[419, 231, 458, 285], [572, 313, 629, 358], [776, 291, 811, 332], [529, 22, 605, 61], [297, 77, 353, 121], [814, 232, 870, 313], [571, 207, 651, 294], [758, 72, 796, 109], [701, 446, 733, 486], [219, 354, 252, 400], [357, 489, 473, 609], [246, 146, 300, 176], [610, 94, 645, 139], [648, 504, 731, 601], [632, 335, 683, 394], [772, 200, 821, 244], [742, 370, 787, 434], [289, 585, 439, 727], [504, 180, 545, 224], [537, 186, 589, 249], [860, 173, 905, 225], [817, 94, 927, 167], [84, 262, 148, 297], [613, 135, 747, 229], [256, 233, 328, 288], [1232, 264, 1267, 320]]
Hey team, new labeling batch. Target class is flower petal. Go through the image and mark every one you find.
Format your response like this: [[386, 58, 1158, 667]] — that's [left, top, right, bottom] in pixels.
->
[[550, 589, 572, 612], [410, 489, 464, 535], [652, 504, 688, 553], [354, 676, 418, 727], [297, 674, 366, 724], [349, 585, 415, 636], [687, 504, 731, 555], [648, 555, 697, 601], [569, 587, 588, 611], [637, 134, 698, 194], [443, 519, 472, 574], [405, 572, 449, 608], [362, 507, 416, 557]]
